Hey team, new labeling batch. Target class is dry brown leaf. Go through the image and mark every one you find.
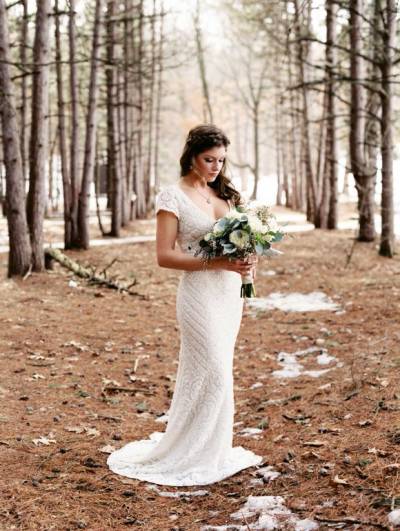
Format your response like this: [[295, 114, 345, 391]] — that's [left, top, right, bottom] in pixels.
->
[[98, 444, 116, 454], [332, 475, 349, 485]]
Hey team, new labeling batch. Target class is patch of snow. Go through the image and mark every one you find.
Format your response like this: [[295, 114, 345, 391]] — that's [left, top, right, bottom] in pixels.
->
[[295, 519, 319, 531], [155, 413, 169, 423], [272, 347, 339, 379], [201, 496, 319, 531], [255, 466, 281, 482], [260, 270, 277, 276], [317, 352, 337, 365], [388, 509, 400, 526], [249, 478, 264, 486], [273, 353, 303, 378], [250, 382, 263, 389], [302, 369, 332, 378], [247, 292, 341, 313], [238, 427, 263, 438]]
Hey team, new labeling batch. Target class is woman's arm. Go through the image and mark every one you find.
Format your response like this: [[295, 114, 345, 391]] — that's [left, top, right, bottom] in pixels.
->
[[156, 210, 256, 275]]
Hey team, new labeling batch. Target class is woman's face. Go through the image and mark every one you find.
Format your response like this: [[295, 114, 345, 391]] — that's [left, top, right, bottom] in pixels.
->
[[192, 145, 227, 182]]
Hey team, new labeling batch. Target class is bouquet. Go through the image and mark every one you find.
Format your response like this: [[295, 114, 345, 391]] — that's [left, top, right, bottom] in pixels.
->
[[195, 203, 284, 298]]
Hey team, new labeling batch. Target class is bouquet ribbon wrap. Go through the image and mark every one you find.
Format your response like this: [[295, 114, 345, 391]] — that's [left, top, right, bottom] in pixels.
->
[[240, 272, 256, 298]]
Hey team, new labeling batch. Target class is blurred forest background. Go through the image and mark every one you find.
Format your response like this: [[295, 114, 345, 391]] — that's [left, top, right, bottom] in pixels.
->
[[0, 0, 399, 277]]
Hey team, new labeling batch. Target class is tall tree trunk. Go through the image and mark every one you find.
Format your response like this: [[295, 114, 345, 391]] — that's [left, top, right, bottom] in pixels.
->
[[349, 0, 376, 241], [314, 89, 328, 228], [55, 0, 73, 248], [124, 0, 136, 222], [77, 0, 103, 249], [19, 0, 28, 186], [286, 36, 300, 210], [0, 0, 32, 276], [326, 0, 338, 229], [134, 0, 147, 218], [26, 0, 50, 271], [117, 66, 128, 227], [194, 0, 213, 123], [154, 0, 165, 195], [379, 0, 396, 257], [69, 0, 80, 245], [293, 0, 317, 220], [106, 0, 121, 237], [250, 104, 260, 200], [145, 0, 157, 209], [275, 92, 283, 206]]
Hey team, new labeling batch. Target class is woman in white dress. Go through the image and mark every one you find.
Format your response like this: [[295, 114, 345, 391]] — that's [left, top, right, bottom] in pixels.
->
[[107, 124, 263, 486]]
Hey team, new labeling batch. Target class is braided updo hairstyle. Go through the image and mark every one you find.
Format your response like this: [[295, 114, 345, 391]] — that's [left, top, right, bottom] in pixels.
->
[[179, 124, 242, 206]]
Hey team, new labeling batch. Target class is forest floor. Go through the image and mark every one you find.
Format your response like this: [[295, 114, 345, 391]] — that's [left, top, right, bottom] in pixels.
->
[[0, 210, 399, 531]]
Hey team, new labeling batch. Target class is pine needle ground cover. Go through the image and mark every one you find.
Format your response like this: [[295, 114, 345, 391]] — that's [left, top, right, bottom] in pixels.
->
[[0, 227, 399, 530]]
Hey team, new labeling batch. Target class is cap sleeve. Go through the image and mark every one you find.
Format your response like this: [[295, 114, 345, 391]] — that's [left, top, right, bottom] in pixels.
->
[[155, 186, 180, 220]]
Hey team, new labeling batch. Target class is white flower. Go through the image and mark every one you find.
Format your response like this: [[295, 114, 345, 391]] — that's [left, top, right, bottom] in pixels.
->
[[267, 216, 279, 233], [203, 232, 213, 241], [247, 214, 263, 233], [225, 210, 244, 220], [229, 230, 250, 249]]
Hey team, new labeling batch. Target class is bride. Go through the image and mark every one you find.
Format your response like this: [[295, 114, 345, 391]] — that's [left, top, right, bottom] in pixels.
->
[[107, 124, 263, 486]]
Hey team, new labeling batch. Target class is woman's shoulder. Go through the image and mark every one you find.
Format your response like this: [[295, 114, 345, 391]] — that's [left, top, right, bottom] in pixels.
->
[[155, 183, 180, 219]]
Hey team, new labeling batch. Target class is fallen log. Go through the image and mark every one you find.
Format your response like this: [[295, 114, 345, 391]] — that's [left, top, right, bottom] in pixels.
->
[[44, 247, 146, 299]]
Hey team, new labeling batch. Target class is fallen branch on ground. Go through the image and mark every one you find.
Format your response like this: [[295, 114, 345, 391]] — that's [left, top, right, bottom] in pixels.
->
[[102, 385, 154, 395], [314, 515, 389, 530], [44, 247, 146, 299]]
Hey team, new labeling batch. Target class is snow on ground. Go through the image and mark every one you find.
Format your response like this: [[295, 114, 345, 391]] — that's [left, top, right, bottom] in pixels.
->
[[388, 509, 400, 526], [246, 292, 342, 313], [201, 495, 319, 530], [272, 346, 341, 379]]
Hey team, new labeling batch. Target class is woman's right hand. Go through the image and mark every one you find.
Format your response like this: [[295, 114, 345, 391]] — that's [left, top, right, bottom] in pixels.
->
[[210, 256, 255, 276]]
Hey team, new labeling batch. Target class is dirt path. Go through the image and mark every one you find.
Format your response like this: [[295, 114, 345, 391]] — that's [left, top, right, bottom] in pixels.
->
[[0, 226, 399, 530]]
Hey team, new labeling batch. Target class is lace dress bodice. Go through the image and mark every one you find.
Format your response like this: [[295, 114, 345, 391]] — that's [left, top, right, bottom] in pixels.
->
[[155, 183, 230, 256]]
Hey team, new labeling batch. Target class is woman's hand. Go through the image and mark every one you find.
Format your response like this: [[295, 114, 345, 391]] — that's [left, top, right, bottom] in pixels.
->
[[211, 254, 258, 276]]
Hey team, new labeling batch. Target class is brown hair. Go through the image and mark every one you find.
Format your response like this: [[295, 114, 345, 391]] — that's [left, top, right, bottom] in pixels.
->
[[179, 124, 242, 206]]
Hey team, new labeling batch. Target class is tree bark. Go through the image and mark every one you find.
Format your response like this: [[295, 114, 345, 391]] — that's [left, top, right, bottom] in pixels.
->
[[26, 0, 50, 271], [55, 0, 73, 248], [134, 0, 147, 218], [293, 0, 318, 220], [0, 0, 32, 277], [349, 0, 376, 241], [378, 0, 396, 257], [19, 0, 29, 187], [326, 0, 338, 229], [194, 0, 213, 123], [251, 103, 260, 200], [77, 0, 103, 249], [106, 0, 121, 237], [69, 0, 80, 245], [145, 0, 157, 210], [154, 0, 165, 195]]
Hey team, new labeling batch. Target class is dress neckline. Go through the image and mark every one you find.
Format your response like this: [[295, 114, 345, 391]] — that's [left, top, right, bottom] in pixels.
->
[[173, 183, 232, 223]]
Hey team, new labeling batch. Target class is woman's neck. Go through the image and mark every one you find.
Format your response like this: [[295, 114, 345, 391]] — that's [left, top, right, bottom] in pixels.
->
[[181, 172, 209, 189]]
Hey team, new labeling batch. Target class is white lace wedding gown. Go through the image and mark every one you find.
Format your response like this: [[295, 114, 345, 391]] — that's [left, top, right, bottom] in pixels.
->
[[106, 183, 263, 486]]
